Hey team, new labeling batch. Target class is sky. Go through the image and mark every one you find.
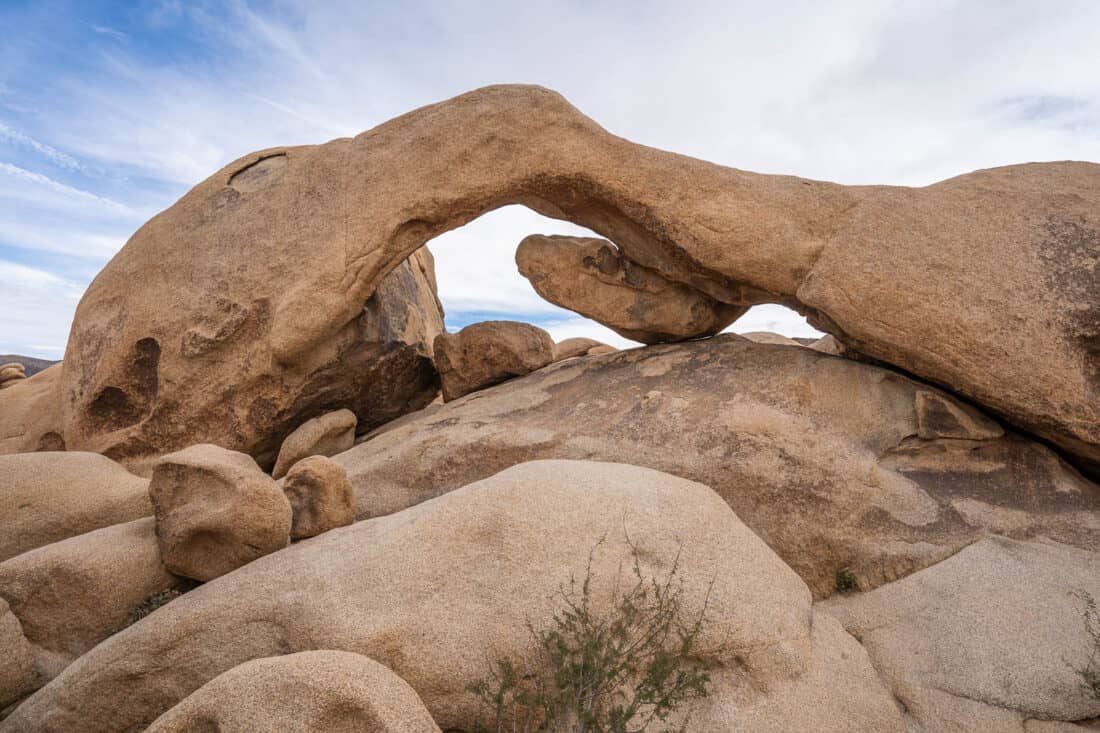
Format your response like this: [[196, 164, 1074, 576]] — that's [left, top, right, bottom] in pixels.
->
[[2, 1, 1100, 358]]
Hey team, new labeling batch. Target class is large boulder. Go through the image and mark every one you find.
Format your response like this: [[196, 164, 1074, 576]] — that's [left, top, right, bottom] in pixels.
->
[[59, 245, 443, 472], [0, 451, 150, 562], [517, 235, 745, 343], [1, 461, 903, 732], [0, 518, 176, 693], [335, 335, 1100, 596], [57, 85, 1098, 474], [0, 364, 64, 455], [145, 652, 441, 733], [433, 320, 554, 401], [822, 537, 1100, 731], [149, 444, 291, 581], [280, 455, 356, 539], [271, 408, 357, 478], [0, 597, 36, 710]]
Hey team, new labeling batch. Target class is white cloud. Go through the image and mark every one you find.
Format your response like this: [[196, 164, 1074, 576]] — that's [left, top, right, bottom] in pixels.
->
[[0, 260, 81, 358]]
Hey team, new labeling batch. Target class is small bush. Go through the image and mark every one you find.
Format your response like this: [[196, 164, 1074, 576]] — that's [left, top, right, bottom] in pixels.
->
[[1075, 590, 1100, 701], [468, 534, 716, 733], [835, 568, 858, 594], [121, 588, 182, 629]]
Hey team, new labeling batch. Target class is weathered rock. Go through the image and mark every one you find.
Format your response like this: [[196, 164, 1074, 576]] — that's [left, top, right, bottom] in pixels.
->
[[145, 651, 441, 733], [271, 408, 357, 478], [0, 597, 36, 710], [809, 334, 845, 356], [741, 331, 804, 346], [517, 235, 745, 343], [433, 320, 554, 401], [58, 244, 442, 472], [334, 335, 1100, 596], [281, 455, 355, 539], [0, 363, 25, 388], [0, 364, 64, 455], [0, 451, 150, 562], [1, 461, 903, 732], [149, 444, 291, 581], [551, 336, 612, 361], [586, 344, 618, 355], [0, 518, 176, 695], [822, 537, 1100, 731], [59, 85, 1098, 473]]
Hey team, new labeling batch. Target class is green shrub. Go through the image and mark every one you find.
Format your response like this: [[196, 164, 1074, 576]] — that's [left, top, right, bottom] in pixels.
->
[[468, 534, 716, 733], [121, 588, 182, 629], [835, 568, 858, 594]]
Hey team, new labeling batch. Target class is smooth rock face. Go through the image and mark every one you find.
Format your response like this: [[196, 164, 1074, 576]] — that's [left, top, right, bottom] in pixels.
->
[[822, 537, 1100, 730], [0, 597, 36, 710], [271, 408, 357, 478], [281, 455, 356, 539], [517, 235, 745, 343], [0, 461, 902, 732], [149, 444, 291, 581], [335, 335, 1100, 596], [551, 336, 613, 361], [0, 518, 175, 693], [59, 245, 442, 471], [433, 320, 554, 401], [145, 652, 441, 733], [0, 451, 150, 562], [0, 365, 64, 455], [57, 85, 1098, 473]]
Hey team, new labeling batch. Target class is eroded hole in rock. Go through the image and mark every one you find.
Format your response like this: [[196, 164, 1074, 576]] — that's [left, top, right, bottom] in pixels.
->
[[86, 337, 161, 432], [229, 153, 288, 193]]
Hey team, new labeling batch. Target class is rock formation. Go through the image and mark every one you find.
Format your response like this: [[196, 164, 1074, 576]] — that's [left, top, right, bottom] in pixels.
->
[[0, 363, 25, 390], [433, 320, 554, 401], [280, 455, 356, 539], [149, 445, 291, 581], [0, 365, 64, 455], [336, 335, 1100, 596], [271, 408, 357, 478], [145, 652, 442, 733], [0, 598, 36, 710], [550, 336, 614, 361], [517, 235, 745, 342]]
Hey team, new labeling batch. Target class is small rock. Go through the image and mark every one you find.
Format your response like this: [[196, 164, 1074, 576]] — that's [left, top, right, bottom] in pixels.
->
[[741, 331, 802, 346], [552, 337, 611, 362], [272, 408, 357, 479], [282, 455, 356, 539], [433, 320, 554, 401], [149, 444, 291, 581]]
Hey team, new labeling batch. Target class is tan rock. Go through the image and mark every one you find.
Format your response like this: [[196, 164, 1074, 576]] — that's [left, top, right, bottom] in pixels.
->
[[59, 244, 442, 471], [271, 408, 357, 478], [0, 451, 150, 562], [149, 444, 291, 581], [58, 85, 1098, 474], [335, 335, 1100, 596], [0, 364, 64, 455], [433, 320, 554, 401], [586, 344, 618, 355], [281, 455, 355, 539], [145, 651, 440, 733], [0, 363, 26, 386], [809, 334, 845, 356], [0, 518, 176, 695], [0, 460, 903, 732], [0, 597, 36, 710], [517, 235, 745, 343], [822, 537, 1100, 730], [551, 336, 611, 361], [740, 331, 803, 346]]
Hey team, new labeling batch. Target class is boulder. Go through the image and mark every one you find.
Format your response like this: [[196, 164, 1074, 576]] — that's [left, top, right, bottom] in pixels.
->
[[432, 320, 554, 401], [149, 444, 291, 581], [334, 335, 1100, 596], [1, 461, 903, 732], [281, 455, 356, 539], [271, 408, 357, 478], [516, 235, 745, 343], [0, 451, 150, 562], [822, 537, 1100, 730], [57, 85, 1097, 473], [59, 244, 442, 472], [586, 344, 618, 355], [145, 652, 441, 733], [740, 331, 804, 346], [551, 336, 613, 361], [0, 364, 64, 455], [0, 597, 36, 710], [0, 518, 176, 693], [809, 334, 845, 356], [0, 362, 25, 388]]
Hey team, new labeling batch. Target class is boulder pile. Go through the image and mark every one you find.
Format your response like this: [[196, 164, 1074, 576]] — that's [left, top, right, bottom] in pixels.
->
[[0, 86, 1097, 731]]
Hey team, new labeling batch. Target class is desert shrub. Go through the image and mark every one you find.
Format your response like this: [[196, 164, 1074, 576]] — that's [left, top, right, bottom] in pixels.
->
[[120, 588, 182, 630], [1076, 590, 1100, 701], [835, 567, 858, 594], [468, 534, 716, 733]]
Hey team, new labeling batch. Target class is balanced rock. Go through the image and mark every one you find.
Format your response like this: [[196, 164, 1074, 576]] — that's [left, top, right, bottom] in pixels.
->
[[0, 518, 175, 694], [149, 444, 291, 581], [823, 537, 1100, 730], [517, 235, 745, 343], [1, 461, 903, 732], [145, 652, 441, 733], [0, 451, 150, 562], [281, 455, 356, 539], [271, 408, 357, 478], [551, 336, 613, 361], [432, 320, 554, 401], [336, 335, 1100, 596], [0, 597, 36, 710]]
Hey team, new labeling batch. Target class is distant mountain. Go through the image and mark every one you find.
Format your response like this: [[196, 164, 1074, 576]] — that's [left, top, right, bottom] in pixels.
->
[[0, 354, 59, 377]]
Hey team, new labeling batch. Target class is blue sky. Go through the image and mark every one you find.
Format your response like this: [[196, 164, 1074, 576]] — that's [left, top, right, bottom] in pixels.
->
[[3, 0, 1100, 357]]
